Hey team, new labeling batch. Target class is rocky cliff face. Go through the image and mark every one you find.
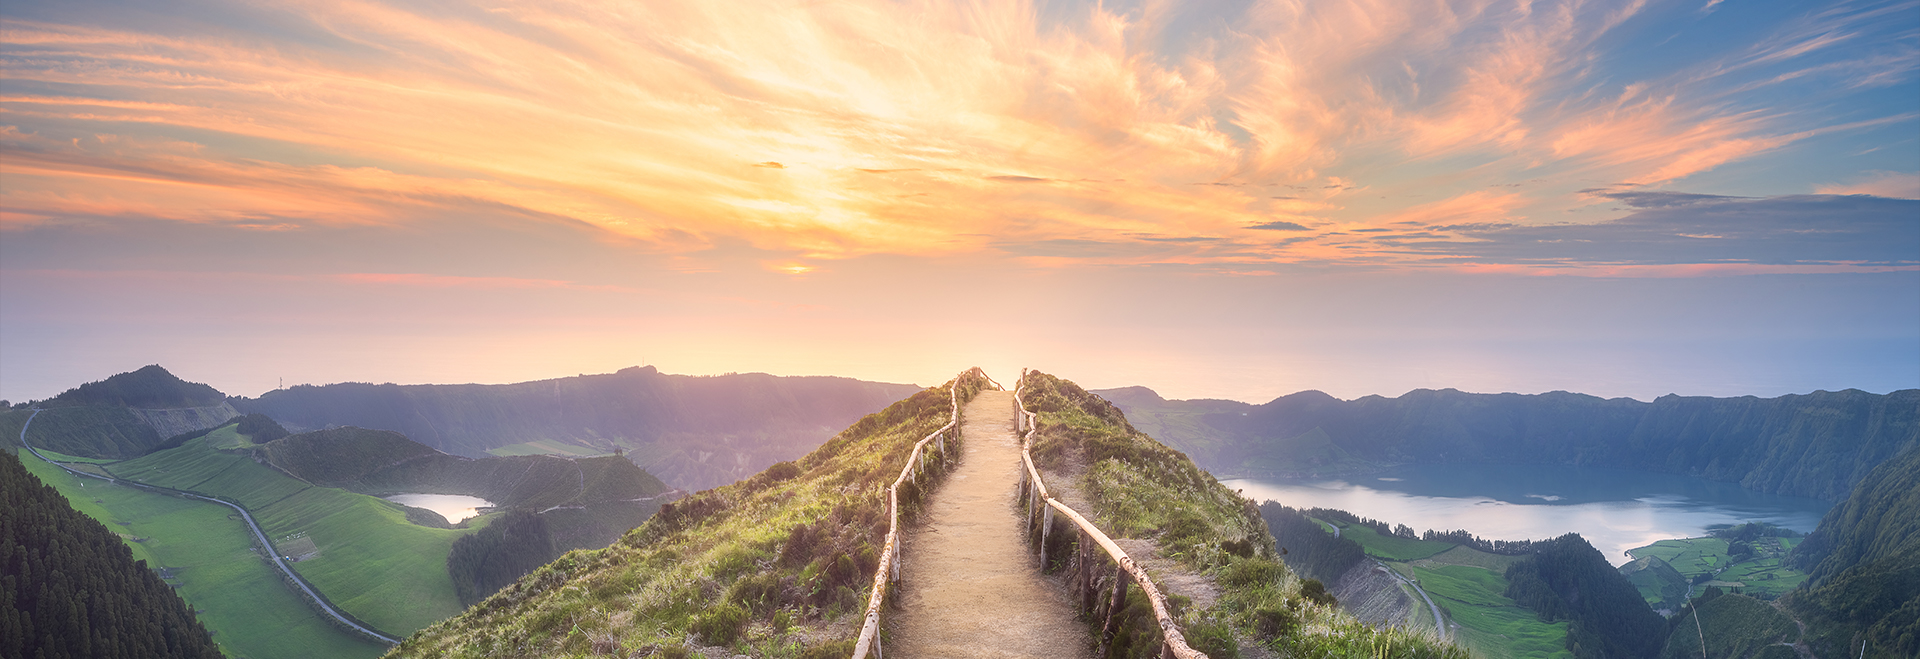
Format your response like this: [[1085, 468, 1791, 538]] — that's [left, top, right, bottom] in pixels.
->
[[128, 402, 239, 441]]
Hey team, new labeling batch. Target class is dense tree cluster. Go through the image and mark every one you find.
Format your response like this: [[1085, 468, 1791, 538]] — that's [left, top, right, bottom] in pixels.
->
[[447, 510, 556, 606], [0, 451, 222, 659], [1258, 503, 1366, 582], [233, 413, 289, 442], [1504, 533, 1666, 659]]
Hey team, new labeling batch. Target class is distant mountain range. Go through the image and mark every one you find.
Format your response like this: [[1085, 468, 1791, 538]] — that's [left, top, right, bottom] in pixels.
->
[[1096, 386, 1919, 500], [235, 365, 921, 490], [6, 364, 922, 491]]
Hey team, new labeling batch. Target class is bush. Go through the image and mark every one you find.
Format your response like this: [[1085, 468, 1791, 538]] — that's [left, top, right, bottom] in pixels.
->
[[1301, 579, 1337, 607], [691, 603, 747, 645], [1255, 606, 1300, 638], [1222, 557, 1287, 589], [1186, 619, 1240, 658]]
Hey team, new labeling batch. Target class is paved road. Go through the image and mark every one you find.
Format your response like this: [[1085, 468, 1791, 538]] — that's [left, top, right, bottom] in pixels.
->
[[1375, 559, 1447, 641], [16, 409, 400, 645], [888, 390, 1093, 658]]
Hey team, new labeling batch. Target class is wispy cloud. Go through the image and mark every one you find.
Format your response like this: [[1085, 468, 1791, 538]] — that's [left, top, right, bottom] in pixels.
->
[[1, 0, 1912, 271]]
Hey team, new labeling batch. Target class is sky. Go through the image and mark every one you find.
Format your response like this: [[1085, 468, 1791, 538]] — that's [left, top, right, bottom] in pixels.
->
[[2, 0, 1917, 405]]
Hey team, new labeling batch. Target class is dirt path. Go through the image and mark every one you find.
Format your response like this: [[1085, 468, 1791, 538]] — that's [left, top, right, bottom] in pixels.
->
[[890, 390, 1093, 658]]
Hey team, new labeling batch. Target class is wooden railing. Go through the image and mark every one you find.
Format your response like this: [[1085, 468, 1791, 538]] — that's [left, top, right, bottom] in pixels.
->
[[1014, 369, 1210, 659], [850, 368, 989, 659]]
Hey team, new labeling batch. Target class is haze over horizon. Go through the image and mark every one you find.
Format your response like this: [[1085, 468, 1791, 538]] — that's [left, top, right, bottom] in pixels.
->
[[3, 0, 1917, 405]]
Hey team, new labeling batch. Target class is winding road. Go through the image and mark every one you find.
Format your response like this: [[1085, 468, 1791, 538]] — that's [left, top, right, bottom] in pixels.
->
[[1375, 559, 1448, 641], [16, 409, 400, 645]]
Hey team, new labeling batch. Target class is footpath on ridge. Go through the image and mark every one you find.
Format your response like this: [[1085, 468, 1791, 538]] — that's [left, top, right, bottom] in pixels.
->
[[888, 389, 1093, 658]]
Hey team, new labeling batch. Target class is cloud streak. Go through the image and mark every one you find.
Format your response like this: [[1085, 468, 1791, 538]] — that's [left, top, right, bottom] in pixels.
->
[[1, 0, 1913, 271]]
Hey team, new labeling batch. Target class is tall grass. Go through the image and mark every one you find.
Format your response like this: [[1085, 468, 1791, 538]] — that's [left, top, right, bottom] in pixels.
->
[[1019, 370, 1469, 659], [387, 371, 993, 658]]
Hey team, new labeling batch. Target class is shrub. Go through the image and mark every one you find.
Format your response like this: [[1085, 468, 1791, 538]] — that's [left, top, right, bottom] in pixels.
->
[[1301, 579, 1337, 607], [1222, 557, 1287, 589], [691, 603, 747, 645]]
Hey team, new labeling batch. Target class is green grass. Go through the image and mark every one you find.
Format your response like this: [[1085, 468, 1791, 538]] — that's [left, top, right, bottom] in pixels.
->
[[1630, 537, 1731, 575], [485, 439, 607, 457], [1627, 536, 1808, 599], [1339, 522, 1454, 561], [28, 447, 122, 464], [103, 436, 487, 634], [1403, 563, 1572, 659], [202, 424, 254, 449], [387, 375, 990, 658], [16, 449, 388, 659]]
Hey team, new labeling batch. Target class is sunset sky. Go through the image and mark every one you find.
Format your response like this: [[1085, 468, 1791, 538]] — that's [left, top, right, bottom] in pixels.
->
[[3, 0, 1916, 404]]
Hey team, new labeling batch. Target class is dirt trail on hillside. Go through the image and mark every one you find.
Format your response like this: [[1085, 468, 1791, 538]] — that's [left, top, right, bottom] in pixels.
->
[[889, 390, 1093, 658]]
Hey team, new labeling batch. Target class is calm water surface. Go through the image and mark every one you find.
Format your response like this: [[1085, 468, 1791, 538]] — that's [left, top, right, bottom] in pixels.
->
[[1224, 463, 1833, 566], [384, 493, 494, 524]]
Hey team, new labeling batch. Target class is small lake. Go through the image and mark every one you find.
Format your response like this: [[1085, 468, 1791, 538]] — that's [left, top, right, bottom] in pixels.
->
[[1224, 463, 1833, 566], [384, 493, 495, 524]]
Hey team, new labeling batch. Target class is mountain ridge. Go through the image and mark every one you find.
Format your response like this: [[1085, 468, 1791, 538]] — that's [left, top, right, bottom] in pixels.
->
[[1097, 385, 1919, 500]]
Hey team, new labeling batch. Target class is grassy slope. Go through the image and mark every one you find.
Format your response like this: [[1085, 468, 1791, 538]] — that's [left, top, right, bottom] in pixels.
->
[[1661, 592, 1799, 659], [1323, 522, 1570, 659], [1628, 537, 1808, 599], [1620, 555, 1690, 611], [103, 435, 484, 633], [386, 374, 987, 658], [1021, 371, 1467, 659], [485, 440, 608, 457], [15, 448, 388, 659]]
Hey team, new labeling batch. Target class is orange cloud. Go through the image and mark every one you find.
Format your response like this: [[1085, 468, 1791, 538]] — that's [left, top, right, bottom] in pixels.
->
[[0, 0, 1891, 270]]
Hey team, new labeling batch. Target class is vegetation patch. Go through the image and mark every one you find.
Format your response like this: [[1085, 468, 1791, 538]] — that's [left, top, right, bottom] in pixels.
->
[[1020, 371, 1468, 659], [99, 435, 486, 634], [14, 448, 388, 659], [385, 371, 990, 658]]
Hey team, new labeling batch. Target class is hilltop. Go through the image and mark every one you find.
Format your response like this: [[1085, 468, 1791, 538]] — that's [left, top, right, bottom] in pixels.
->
[[0, 366, 238, 458], [391, 369, 1474, 658], [1098, 386, 1919, 500]]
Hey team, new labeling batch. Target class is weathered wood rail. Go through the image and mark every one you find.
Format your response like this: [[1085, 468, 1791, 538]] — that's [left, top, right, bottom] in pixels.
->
[[850, 368, 991, 659], [1014, 369, 1210, 659]]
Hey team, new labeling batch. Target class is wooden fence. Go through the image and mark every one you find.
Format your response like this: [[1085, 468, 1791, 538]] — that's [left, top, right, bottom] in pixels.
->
[[850, 368, 988, 659], [1014, 369, 1210, 659]]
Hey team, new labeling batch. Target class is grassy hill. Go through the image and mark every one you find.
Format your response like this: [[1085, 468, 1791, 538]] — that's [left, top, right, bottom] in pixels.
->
[[2, 450, 225, 659], [1661, 588, 1799, 659], [1779, 447, 1920, 658], [387, 371, 992, 657], [13, 448, 391, 659], [1097, 386, 1920, 500], [236, 366, 922, 490], [1018, 370, 1468, 659], [0, 366, 241, 459], [98, 434, 486, 634]]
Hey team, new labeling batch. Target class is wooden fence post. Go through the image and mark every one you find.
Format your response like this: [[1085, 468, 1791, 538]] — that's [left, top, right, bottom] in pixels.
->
[[1103, 565, 1128, 639], [1040, 505, 1054, 567]]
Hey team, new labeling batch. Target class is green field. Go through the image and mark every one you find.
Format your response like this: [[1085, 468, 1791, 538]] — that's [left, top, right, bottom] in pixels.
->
[[1337, 522, 1454, 561], [29, 447, 123, 464], [1627, 536, 1807, 599], [101, 436, 489, 634], [1402, 556, 1572, 659], [17, 449, 389, 659], [1330, 522, 1570, 658], [485, 438, 608, 457]]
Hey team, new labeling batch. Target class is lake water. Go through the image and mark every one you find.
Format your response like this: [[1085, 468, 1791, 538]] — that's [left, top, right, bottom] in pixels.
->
[[1223, 463, 1833, 566], [384, 493, 495, 524]]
